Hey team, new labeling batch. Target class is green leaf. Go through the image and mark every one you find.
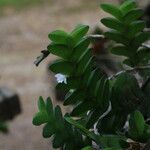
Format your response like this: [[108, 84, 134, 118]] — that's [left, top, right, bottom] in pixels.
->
[[38, 96, 46, 111], [64, 90, 86, 106], [123, 58, 134, 67], [49, 59, 74, 75], [99, 135, 129, 149], [120, 0, 136, 15], [43, 123, 55, 138], [132, 32, 150, 48], [104, 31, 128, 45], [101, 17, 124, 32], [86, 108, 104, 129], [87, 68, 104, 94], [100, 3, 123, 20], [70, 24, 89, 44], [32, 111, 49, 126], [46, 97, 53, 116], [128, 21, 145, 38], [97, 112, 127, 134], [96, 79, 109, 109], [111, 45, 131, 57], [142, 124, 150, 142], [71, 101, 94, 116], [129, 110, 145, 139], [72, 38, 90, 62], [137, 48, 150, 65], [111, 73, 143, 113], [48, 30, 69, 44], [65, 117, 99, 143], [76, 48, 92, 75], [48, 43, 71, 59], [81, 146, 93, 150], [54, 106, 64, 129], [53, 134, 64, 148], [123, 8, 144, 24]]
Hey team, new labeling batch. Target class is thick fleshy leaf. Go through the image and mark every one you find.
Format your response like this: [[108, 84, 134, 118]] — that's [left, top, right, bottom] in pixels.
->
[[49, 59, 74, 75], [104, 31, 128, 45], [123, 8, 144, 24], [43, 123, 55, 138], [32, 111, 49, 126], [120, 0, 136, 15], [128, 21, 145, 38], [48, 30, 69, 44], [81, 146, 93, 150], [101, 17, 124, 32], [100, 4, 123, 20], [64, 90, 86, 106], [53, 134, 64, 148], [72, 38, 90, 61], [111, 45, 131, 57], [71, 101, 95, 116], [129, 110, 145, 140], [65, 117, 99, 143], [70, 24, 89, 44], [48, 43, 71, 59], [38, 96, 46, 111], [99, 135, 129, 149], [132, 32, 150, 48], [76, 49, 92, 75]]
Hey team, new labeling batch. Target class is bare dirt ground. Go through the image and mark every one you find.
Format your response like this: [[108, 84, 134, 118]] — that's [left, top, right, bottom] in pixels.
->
[[0, 0, 117, 149]]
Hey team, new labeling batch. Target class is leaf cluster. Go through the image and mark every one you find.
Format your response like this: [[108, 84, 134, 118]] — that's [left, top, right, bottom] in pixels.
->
[[33, 0, 150, 149]]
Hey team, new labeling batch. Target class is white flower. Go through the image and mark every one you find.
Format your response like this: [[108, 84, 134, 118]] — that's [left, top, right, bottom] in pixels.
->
[[55, 73, 67, 84]]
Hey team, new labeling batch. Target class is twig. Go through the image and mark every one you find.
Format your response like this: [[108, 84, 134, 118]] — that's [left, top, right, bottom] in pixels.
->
[[34, 50, 50, 67], [86, 34, 105, 40], [142, 43, 150, 49], [109, 66, 150, 80]]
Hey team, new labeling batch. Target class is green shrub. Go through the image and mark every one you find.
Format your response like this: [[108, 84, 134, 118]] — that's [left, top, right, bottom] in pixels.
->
[[33, 0, 150, 149]]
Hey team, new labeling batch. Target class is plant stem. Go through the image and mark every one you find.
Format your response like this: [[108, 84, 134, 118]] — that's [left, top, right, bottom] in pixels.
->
[[109, 66, 150, 80]]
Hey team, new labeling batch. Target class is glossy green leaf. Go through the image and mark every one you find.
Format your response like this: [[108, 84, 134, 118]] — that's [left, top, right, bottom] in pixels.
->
[[100, 4, 123, 20], [99, 135, 129, 149], [76, 48, 92, 75], [81, 146, 93, 150], [38, 96, 46, 111], [123, 8, 144, 24], [129, 110, 145, 139], [54, 106, 64, 129], [32, 111, 49, 126], [120, 0, 136, 15], [43, 123, 55, 138], [49, 59, 74, 75], [128, 21, 145, 38], [65, 117, 99, 143], [86, 108, 103, 129], [48, 30, 69, 44], [71, 101, 94, 116], [46, 97, 53, 116], [48, 43, 71, 59], [111, 45, 131, 57], [70, 24, 89, 44], [132, 32, 150, 48], [104, 31, 128, 45], [64, 90, 86, 106], [101, 17, 124, 32], [72, 38, 90, 61], [53, 134, 64, 148]]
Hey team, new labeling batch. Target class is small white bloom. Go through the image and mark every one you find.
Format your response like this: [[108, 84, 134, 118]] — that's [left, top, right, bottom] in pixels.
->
[[55, 73, 67, 84]]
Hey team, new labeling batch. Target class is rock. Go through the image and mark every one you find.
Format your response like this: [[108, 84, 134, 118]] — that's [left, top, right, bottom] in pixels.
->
[[0, 87, 21, 121]]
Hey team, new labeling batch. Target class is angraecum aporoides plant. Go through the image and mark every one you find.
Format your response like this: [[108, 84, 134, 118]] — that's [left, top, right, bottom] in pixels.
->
[[33, 0, 150, 149]]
